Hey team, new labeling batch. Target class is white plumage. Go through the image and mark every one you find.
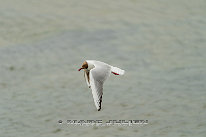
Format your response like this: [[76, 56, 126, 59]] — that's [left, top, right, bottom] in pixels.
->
[[78, 60, 125, 111], [111, 66, 125, 75]]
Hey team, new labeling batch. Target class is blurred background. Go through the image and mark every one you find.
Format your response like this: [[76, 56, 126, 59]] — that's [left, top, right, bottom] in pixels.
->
[[0, 0, 206, 136]]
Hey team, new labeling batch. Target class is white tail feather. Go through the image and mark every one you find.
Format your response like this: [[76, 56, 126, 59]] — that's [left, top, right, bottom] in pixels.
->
[[111, 66, 125, 75]]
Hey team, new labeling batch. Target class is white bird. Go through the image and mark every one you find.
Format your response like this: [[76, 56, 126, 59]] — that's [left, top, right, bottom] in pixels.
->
[[78, 60, 125, 111]]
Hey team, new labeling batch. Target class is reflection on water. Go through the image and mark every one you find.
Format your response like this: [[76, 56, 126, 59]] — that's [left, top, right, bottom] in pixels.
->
[[0, 0, 206, 137]]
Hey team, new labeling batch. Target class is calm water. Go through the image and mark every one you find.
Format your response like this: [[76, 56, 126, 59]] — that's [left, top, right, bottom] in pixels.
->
[[0, 0, 206, 137]]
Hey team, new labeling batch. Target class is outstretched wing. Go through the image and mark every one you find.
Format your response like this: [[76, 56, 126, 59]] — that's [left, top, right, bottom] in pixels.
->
[[89, 64, 110, 111], [90, 69, 104, 111]]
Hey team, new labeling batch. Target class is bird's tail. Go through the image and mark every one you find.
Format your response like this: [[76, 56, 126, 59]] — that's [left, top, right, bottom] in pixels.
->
[[111, 66, 125, 75]]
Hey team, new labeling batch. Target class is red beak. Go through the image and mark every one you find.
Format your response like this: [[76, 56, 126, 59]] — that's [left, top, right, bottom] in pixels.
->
[[78, 68, 83, 71]]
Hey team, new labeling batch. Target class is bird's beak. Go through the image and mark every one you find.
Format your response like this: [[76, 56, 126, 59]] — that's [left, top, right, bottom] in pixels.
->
[[78, 68, 83, 71]]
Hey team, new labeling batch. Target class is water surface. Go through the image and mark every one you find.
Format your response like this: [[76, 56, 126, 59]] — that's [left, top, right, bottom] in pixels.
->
[[0, 0, 206, 137]]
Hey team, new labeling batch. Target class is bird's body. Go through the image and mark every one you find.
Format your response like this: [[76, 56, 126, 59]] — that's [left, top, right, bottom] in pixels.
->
[[78, 60, 125, 111]]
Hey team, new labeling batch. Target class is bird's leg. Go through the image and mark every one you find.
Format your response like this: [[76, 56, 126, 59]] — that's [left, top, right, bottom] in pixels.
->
[[112, 72, 119, 75]]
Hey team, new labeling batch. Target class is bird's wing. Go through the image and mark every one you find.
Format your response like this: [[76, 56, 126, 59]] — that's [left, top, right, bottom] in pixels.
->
[[84, 70, 90, 88], [89, 65, 110, 111], [90, 69, 103, 111]]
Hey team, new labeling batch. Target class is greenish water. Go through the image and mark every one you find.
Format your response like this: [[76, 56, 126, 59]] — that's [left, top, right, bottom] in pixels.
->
[[0, 0, 206, 137]]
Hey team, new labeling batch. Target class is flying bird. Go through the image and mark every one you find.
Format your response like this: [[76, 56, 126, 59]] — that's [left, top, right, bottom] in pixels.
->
[[78, 60, 125, 111]]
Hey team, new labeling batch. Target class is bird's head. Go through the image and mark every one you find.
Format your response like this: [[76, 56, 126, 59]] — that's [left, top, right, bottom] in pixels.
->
[[78, 60, 95, 71], [78, 61, 88, 71]]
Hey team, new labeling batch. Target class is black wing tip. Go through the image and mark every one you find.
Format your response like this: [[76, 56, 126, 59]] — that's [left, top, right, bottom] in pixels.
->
[[97, 95, 102, 111]]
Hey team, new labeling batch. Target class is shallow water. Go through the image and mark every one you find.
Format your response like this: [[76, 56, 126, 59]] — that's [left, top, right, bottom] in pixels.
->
[[0, 0, 206, 137]]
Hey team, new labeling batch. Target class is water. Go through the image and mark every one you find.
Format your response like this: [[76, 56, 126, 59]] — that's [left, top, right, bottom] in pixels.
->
[[0, 0, 206, 137]]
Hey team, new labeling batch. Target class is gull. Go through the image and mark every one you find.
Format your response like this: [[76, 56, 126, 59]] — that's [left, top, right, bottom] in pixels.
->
[[78, 60, 125, 111]]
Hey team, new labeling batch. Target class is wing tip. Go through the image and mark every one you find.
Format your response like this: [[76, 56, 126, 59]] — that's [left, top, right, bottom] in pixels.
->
[[97, 96, 102, 111]]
